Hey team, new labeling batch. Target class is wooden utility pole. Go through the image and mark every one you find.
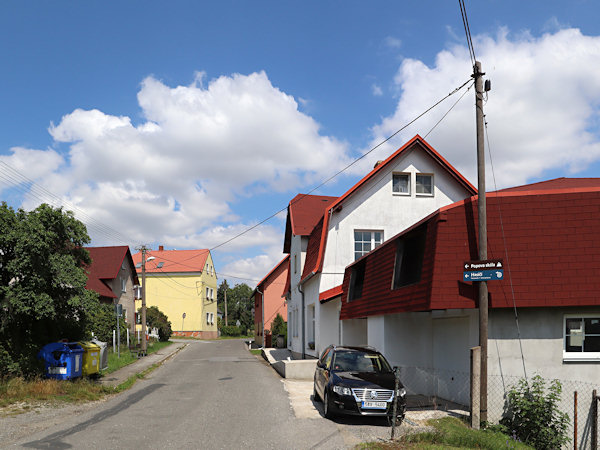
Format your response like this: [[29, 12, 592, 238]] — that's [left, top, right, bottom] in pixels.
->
[[474, 60, 488, 423], [224, 288, 228, 326]]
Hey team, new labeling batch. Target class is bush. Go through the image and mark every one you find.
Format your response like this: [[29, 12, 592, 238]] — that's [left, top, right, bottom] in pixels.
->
[[89, 303, 128, 343], [220, 325, 242, 336], [499, 374, 570, 450], [143, 306, 172, 342]]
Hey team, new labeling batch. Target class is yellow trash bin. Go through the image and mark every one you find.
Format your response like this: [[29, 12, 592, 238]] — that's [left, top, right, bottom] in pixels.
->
[[77, 341, 101, 377]]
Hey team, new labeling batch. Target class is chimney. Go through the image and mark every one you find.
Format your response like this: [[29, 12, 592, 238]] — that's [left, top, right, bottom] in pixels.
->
[[158, 245, 164, 251], [374, 160, 384, 169]]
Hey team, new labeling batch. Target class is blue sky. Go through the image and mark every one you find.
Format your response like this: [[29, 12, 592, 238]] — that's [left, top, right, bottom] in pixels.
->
[[1, 1, 600, 285]]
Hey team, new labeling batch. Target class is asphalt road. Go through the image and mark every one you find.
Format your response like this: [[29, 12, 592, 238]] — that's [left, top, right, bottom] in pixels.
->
[[11, 340, 353, 449]]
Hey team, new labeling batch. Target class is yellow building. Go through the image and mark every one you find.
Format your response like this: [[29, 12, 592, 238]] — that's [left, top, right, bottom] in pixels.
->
[[132, 246, 218, 339]]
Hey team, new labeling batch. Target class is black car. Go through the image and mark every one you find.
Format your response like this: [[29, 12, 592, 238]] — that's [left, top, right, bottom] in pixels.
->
[[313, 345, 406, 423]]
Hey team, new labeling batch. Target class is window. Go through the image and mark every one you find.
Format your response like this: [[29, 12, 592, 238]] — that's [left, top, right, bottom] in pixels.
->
[[354, 230, 383, 260], [294, 254, 297, 274], [209, 312, 214, 325], [416, 173, 434, 196], [135, 262, 142, 269], [308, 304, 315, 344], [210, 288, 214, 300], [121, 278, 126, 293], [564, 315, 600, 360], [392, 226, 427, 289], [206, 287, 210, 299], [348, 260, 366, 301], [392, 173, 410, 195], [157, 262, 164, 269], [206, 312, 210, 324]]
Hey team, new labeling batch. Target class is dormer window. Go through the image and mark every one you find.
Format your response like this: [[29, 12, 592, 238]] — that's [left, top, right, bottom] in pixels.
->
[[392, 226, 426, 289], [416, 173, 434, 196], [348, 260, 366, 301]]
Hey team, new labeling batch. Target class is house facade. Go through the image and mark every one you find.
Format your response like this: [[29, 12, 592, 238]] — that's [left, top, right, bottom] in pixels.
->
[[85, 246, 139, 335], [285, 135, 477, 359], [253, 255, 289, 346], [339, 178, 600, 422], [132, 246, 218, 339]]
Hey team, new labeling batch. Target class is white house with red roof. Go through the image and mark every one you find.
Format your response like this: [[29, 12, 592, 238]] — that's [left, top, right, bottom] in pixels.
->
[[284, 135, 477, 359], [338, 177, 600, 424], [85, 246, 139, 335]]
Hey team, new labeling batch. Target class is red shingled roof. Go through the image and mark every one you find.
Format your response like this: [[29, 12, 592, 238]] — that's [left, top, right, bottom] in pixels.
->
[[301, 135, 477, 282], [340, 180, 600, 319], [85, 246, 138, 299], [132, 248, 210, 274], [283, 194, 337, 253], [319, 285, 343, 303]]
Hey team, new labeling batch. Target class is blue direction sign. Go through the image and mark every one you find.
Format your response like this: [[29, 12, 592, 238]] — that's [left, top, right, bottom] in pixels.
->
[[463, 259, 504, 282]]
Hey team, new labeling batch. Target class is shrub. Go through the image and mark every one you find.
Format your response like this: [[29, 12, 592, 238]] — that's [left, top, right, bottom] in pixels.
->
[[499, 374, 569, 450], [220, 325, 242, 336], [143, 306, 172, 342]]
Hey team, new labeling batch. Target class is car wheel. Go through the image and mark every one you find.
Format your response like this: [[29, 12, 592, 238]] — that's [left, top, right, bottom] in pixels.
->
[[324, 390, 334, 419], [313, 383, 321, 402]]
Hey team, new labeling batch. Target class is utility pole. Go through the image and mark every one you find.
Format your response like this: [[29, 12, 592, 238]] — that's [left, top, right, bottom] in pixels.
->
[[474, 60, 488, 423], [224, 288, 228, 326], [138, 245, 150, 355]]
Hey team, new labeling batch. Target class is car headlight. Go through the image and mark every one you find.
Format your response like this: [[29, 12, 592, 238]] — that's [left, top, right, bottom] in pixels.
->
[[396, 387, 406, 397], [333, 385, 352, 396]]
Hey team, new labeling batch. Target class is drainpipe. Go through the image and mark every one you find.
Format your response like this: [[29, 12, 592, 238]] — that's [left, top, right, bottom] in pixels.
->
[[256, 287, 264, 347]]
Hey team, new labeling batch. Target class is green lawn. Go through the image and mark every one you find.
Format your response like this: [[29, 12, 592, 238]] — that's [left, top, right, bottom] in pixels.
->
[[358, 417, 533, 449], [102, 340, 172, 374]]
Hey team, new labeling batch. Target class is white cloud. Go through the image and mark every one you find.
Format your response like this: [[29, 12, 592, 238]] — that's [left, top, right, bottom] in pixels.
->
[[11, 71, 351, 251], [371, 84, 383, 97], [0, 147, 63, 190], [368, 27, 600, 189], [384, 36, 402, 49], [219, 243, 285, 288]]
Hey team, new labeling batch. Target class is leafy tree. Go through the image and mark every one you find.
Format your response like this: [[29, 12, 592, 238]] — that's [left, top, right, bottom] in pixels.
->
[[217, 281, 254, 333], [143, 305, 172, 341], [89, 303, 127, 343], [0, 203, 100, 376], [498, 375, 570, 449]]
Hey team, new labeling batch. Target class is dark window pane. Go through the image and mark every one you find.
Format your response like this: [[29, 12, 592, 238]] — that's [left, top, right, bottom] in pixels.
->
[[584, 336, 600, 352], [585, 318, 600, 334]]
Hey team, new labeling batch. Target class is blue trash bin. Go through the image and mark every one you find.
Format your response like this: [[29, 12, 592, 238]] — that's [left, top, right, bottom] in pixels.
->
[[38, 342, 84, 380]]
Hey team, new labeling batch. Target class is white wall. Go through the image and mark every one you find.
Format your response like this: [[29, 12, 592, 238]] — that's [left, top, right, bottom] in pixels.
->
[[288, 233, 309, 356], [367, 316, 386, 355], [319, 298, 341, 353], [341, 318, 367, 346]]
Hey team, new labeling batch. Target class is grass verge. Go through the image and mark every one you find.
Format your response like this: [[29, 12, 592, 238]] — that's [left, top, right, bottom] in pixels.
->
[[0, 340, 174, 410], [358, 417, 533, 449], [249, 349, 262, 356]]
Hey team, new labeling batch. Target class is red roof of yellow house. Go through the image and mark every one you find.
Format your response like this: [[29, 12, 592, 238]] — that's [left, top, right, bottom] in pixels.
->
[[132, 248, 210, 274]]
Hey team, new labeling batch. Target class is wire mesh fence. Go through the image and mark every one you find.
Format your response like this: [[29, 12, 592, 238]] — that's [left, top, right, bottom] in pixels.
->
[[398, 365, 600, 449]]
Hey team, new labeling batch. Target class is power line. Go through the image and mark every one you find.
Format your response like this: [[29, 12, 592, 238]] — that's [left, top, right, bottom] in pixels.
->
[[425, 82, 474, 139], [459, 0, 476, 66]]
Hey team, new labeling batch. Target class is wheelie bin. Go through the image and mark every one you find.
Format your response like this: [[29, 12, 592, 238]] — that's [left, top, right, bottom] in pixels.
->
[[37, 342, 84, 380], [77, 341, 101, 377], [91, 338, 108, 370]]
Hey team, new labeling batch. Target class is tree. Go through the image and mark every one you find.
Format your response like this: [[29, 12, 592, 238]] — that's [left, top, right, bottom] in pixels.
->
[[217, 281, 254, 333], [144, 306, 172, 341], [0, 203, 100, 376]]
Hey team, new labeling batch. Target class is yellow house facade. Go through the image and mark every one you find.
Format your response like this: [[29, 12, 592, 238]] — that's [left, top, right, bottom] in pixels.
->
[[133, 246, 218, 339]]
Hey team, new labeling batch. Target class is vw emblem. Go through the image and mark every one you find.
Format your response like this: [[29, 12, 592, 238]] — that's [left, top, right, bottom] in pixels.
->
[[370, 390, 378, 399]]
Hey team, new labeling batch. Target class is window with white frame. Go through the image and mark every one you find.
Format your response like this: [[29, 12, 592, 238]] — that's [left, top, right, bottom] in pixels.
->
[[210, 288, 214, 300], [308, 304, 315, 344], [121, 278, 126, 293], [210, 312, 214, 325], [206, 312, 210, 324], [354, 230, 383, 261], [392, 173, 410, 195], [416, 173, 434, 196], [206, 287, 209, 299], [564, 315, 600, 360]]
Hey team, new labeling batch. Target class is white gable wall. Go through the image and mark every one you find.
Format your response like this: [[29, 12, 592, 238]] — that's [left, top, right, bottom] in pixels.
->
[[288, 233, 309, 357]]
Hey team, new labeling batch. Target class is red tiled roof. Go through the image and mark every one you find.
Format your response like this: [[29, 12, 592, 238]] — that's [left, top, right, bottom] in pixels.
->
[[319, 285, 343, 303], [340, 182, 600, 319], [85, 246, 138, 299], [301, 217, 324, 280], [132, 248, 210, 274], [301, 135, 477, 282], [283, 194, 337, 253], [499, 177, 600, 193]]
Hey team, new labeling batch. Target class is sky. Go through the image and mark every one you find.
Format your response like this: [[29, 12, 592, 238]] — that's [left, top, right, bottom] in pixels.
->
[[1, 1, 600, 287]]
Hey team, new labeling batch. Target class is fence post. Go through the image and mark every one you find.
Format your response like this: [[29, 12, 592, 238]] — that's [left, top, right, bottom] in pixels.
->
[[573, 391, 577, 450], [390, 367, 401, 440], [470, 346, 481, 430], [592, 390, 597, 449]]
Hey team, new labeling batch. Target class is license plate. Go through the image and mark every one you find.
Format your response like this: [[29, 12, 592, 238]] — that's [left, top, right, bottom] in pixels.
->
[[361, 401, 387, 409]]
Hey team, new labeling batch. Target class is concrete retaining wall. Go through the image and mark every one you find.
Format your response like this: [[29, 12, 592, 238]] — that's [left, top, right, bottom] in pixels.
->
[[263, 348, 317, 380]]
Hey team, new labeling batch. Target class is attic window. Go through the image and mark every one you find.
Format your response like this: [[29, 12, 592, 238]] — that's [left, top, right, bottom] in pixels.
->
[[348, 260, 366, 302], [392, 173, 410, 195], [135, 262, 142, 269], [416, 174, 434, 196], [392, 226, 426, 289], [157, 262, 164, 269]]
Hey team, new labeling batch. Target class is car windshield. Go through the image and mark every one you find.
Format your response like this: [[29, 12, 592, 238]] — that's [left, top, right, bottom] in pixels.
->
[[331, 351, 392, 373]]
